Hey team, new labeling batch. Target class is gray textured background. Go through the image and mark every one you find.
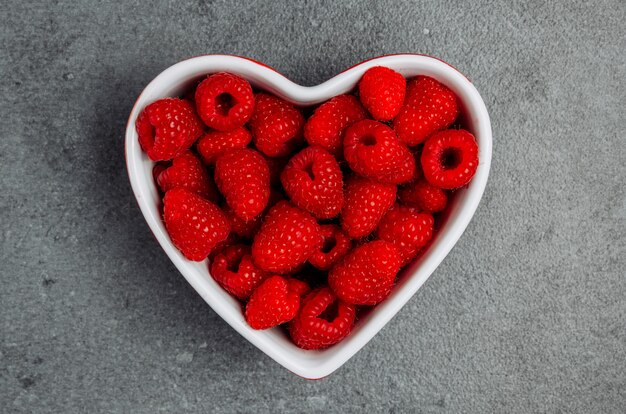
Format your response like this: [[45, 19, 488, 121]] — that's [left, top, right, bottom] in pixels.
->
[[1, 0, 625, 412]]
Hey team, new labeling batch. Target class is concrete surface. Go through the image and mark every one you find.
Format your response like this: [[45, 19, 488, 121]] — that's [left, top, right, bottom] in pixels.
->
[[1, 0, 625, 412]]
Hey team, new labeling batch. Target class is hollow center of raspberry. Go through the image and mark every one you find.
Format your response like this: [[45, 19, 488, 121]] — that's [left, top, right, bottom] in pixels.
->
[[319, 300, 339, 322], [303, 162, 315, 181], [215, 93, 236, 116], [320, 237, 336, 254], [440, 147, 462, 170], [361, 134, 377, 146], [226, 258, 243, 273]]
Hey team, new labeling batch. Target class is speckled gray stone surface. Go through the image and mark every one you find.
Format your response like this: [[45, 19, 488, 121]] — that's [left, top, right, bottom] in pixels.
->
[[1, 1, 625, 412]]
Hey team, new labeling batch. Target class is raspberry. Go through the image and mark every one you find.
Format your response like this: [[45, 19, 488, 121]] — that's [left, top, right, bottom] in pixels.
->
[[251, 201, 323, 274], [399, 178, 448, 213], [223, 189, 284, 239], [304, 95, 367, 157], [328, 240, 401, 305], [288, 287, 356, 349], [208, 232, 241, 261], [223, 206, 262, 239], [421, 129, 478, 189], [196, 127, 252, 165], [214, 149, 270, 221], [136, 98, 204, 161], [250, 93, 304, 157], [287, 278, 311, 297], [393, 76, 459, 146], [280, 146, 344, 219], [344, 120, 415, 184], [210, 244, 269, 300], [308, 224, 352, 271], [163, 188, 230, 261], [340, 176, 397, 239], [358, 66, 406, 121], [376, 204, 434, 266], [194, 72, 255, 131], [244, 275, 303, 330], [155, 151, 218, 202]]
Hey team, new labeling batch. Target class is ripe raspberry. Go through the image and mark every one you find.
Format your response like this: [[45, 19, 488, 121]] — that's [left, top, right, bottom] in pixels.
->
[[308, 224, 352, 271], [196, 127, 252, 165], [210, 244, 269, 300], [393, 76, 459, 146], [328, 240, 400, 305], [194, 72, 255, 131], [163, 188, 230, 261], [214, 149, 270, 221], [223, 206, 262, 239], [245, 275, 304, 330], [399, 178, 448, 213], [358, 66, 406, 121], [223, 189, 284, 239], [304, 95, 367, 157], [250, 94, 304, 157], [251, 201, 323, 274], [288, 287, 356, 350], [421, 129, 479, 189], [136, 98, 204, 161], [344, 120, 415, 184], [155, 151, 218, 202], [208, 232, 240, 261], [340, 176, 397, 239], [287, 278, 311, 297], [280, 146, 344, 219], [376, 204, 434, 266]]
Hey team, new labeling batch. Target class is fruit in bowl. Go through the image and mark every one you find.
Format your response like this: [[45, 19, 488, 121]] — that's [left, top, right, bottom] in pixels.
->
[[125, 55, 491, 379], [136, 65, 479, 347]]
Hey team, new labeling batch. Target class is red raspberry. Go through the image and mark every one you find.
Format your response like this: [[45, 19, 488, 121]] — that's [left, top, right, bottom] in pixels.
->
[[376, 204, 434, 266], [304, 95, 367, 157], [399, 178, 448, 213], [288, 287, 356, 349], [223, 206, 262, 239], [287, 278, 311, 297], [196, 127, 252, 165], [214, 149, 270, 221], [210, 244, 269, 300], [251, 201, 323, 274], [155, 151, 218, 202], [358, 66, 406, 121], [223, 189, 284, 239], [280, 146, 344, 219], [340, 176, 397, 239], [421, 129, 479, 189], [393, 76, 459, 146], [208, 232, 240, 261], [308, 224, 352, 271], [163, 188, 230, 261], [194, 72, 255, 131], [250, 94, 305, 157], [344, 120, 415, 184], [328, 240, 401, 305], [245, 275, 304, 330], [136, 98, 204, 161]]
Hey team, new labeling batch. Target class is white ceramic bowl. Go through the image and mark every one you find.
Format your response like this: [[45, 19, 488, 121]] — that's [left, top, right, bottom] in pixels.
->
[[125, 54, 492, 379]]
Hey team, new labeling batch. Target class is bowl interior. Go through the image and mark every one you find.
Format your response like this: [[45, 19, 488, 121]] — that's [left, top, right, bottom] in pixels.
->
[[125, 54, 491, 379]]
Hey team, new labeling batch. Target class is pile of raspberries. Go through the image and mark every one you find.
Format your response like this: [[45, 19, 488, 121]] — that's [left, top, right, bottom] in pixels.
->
[[136, 66, 479, 350]]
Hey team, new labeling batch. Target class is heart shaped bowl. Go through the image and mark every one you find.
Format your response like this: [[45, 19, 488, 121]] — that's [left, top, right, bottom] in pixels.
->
[[125, 54, 492, 379]]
